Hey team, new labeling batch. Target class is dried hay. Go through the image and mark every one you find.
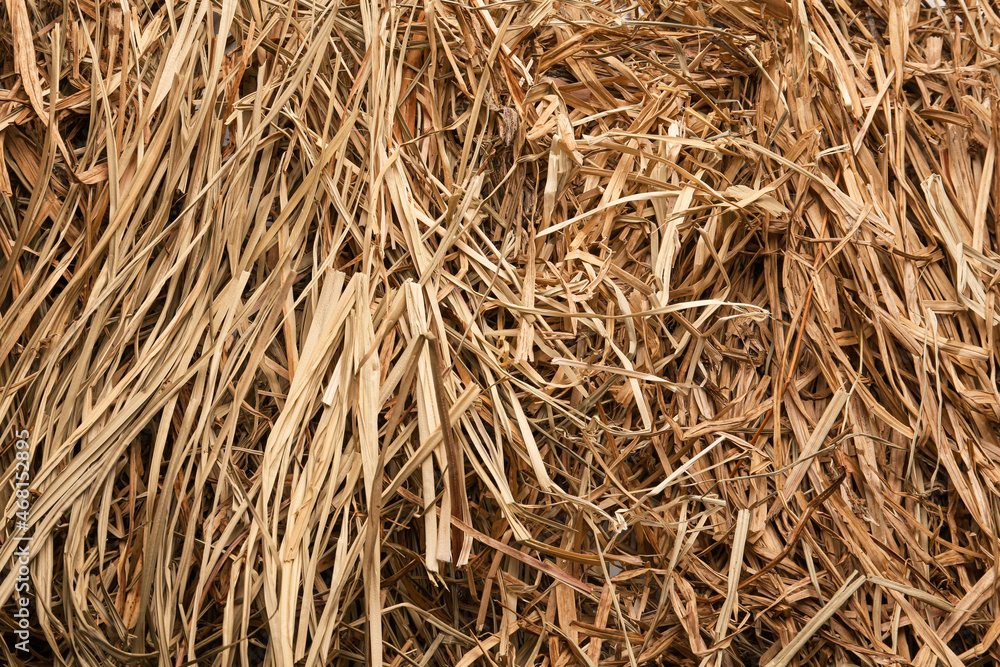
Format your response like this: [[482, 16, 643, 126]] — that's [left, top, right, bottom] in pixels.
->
[[2, 0, 1000, 665]]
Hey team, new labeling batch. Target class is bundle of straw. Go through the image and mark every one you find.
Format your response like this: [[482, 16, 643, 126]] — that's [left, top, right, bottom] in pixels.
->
[[2, 0, 1000, 665]]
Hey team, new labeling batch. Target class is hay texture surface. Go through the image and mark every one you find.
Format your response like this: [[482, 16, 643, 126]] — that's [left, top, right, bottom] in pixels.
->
[[2, 0, 1000, 665]]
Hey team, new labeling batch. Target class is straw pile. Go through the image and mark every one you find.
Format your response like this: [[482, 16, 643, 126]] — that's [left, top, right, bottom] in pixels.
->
[[2, 0, 1000, 665]]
